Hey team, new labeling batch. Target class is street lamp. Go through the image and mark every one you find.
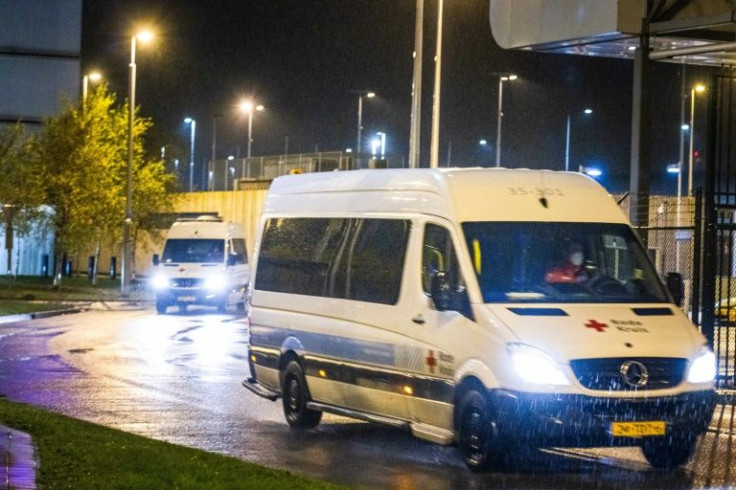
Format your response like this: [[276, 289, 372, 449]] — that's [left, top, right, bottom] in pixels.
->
[[82, 71, 102, 102], [238, 100, 264, 158], [688, 83, 706, 195], [184, 118, 196, 192], [495, 74, 517, 167], [565, 108, 593, 172], [356, 91, 376, 160], [226, 155, 234, 190], [122, 29, 153, 295]]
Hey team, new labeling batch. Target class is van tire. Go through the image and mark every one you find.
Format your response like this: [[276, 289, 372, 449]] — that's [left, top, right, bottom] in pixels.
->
[[641, 431, 697, 469], [456, 389, 502, 471], [155, 299, 168, 315], [281, 360, 322, 429]]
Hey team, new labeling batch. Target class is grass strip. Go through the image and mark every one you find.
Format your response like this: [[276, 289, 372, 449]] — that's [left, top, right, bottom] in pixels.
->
[[0, 300, 67, 315], [0, 398, 342, 490], [0, 276, 151, 302]]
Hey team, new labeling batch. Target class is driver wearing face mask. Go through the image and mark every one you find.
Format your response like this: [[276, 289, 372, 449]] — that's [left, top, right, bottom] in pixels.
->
[[545, 242, 590, 284]]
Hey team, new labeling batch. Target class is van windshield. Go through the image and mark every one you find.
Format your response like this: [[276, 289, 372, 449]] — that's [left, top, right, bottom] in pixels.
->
[[162, 239, 224, 264], [461, 222, 668, 304]]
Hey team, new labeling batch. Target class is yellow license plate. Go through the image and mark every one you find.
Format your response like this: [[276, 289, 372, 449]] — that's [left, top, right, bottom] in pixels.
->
[[610, 421, 666, 438]]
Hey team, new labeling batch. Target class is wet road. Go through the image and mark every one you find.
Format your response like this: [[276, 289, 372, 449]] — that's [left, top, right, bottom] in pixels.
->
[[0, 307, 734, 489]]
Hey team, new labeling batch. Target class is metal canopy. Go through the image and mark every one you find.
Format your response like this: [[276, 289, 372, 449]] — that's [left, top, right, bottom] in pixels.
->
[[490, 0, 736, 66]]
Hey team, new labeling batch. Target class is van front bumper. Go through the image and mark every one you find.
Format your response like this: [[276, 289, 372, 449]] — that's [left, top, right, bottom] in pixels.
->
[[491, 389, 717, 447]]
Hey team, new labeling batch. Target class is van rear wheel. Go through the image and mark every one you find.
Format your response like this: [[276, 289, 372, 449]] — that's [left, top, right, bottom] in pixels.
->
[[281, 360, 322, 429]]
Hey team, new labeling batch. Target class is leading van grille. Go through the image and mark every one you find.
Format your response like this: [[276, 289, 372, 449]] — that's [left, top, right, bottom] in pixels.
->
[[171, 278, 204, 288], [569, 358, 687, 391]]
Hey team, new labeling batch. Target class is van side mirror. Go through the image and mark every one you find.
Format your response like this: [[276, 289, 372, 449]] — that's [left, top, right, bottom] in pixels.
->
[[430, 272, 453, 311], [665, 272, 684, 307], [430, 271, 474, 320], [152, 254, 159, 266], [226, 254, 237, 267]]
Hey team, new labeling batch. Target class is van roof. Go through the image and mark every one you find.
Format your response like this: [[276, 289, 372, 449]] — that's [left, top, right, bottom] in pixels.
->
[[265, 168, 628, 224], [167, 219, 245, 239]]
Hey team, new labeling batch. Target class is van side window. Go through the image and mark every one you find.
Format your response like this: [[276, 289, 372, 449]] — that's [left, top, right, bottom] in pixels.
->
[[346, 219, 411, 304], [422, 224, 461, 294], [230, 238, 248, 265], [256, 218, 410, 305]]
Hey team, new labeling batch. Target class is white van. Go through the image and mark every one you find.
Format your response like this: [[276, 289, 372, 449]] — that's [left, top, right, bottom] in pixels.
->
[[151, 216, 249, 314], [242, 168, 716, 470]]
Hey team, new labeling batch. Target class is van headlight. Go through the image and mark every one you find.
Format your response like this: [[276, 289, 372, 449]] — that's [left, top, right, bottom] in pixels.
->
[[204, 273, 227, 291], [507, 343, 570, 386], [151, 274, 169, 290], [686, 349, 716, 384]]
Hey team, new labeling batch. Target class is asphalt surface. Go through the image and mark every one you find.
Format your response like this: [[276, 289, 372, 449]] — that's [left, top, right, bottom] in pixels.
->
[[0, 307, 735, 489]]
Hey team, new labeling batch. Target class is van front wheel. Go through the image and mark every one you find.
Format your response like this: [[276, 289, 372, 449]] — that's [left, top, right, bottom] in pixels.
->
[[641, 431, 697, 469], [457, 389, 501, 471], [281, 360, 322, 429]]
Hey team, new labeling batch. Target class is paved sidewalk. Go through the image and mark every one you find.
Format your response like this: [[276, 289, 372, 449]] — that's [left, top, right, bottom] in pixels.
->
[[1, 426, 35, 490]]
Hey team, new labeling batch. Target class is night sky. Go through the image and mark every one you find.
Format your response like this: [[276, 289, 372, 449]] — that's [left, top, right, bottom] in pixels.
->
[[81, 1, 715, 194]]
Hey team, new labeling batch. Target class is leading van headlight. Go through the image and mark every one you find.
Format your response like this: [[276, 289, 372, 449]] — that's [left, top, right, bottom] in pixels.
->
[[151, 274, 169, 290], [686, 348, 716, 384], [508, 343, 570, 386], [204, 272, 227, 291]]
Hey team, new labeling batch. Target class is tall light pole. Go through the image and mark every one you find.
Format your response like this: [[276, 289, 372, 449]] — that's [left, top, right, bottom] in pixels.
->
[[238, 100, 264, 158], [408, 0, 424, 169], [210, 114, 222, 191], [356, 91, 375, 164], [564, 108, 593, 172], [429, 0, 444, 169], [184, 117, 196, 192], [495, 74, 517, 167], [688, 83, 706, 195], [122, 29, 153, 295], [82, 71, 102, 102]]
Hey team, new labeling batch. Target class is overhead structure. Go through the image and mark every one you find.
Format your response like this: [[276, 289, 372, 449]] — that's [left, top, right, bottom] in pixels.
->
[[490, 0, 736, 65]]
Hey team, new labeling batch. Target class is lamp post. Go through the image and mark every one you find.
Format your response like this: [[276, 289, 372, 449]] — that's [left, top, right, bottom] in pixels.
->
[[122, 29, 153, 295], [429, 0, 444, 169], [564, 108, 593, 172], [82, 71, 102, 102], [184, 117, 196, 192], [495, 74, 517, 167], [238, 100, 265, 159], [688, 83, 706, 195], [226, 155, 234, 190], [210, 114, 222, 191], [356, 91, 375, 163]]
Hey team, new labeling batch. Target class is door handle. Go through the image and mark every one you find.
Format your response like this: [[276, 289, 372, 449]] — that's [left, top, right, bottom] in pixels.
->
[[412, 315, 425, 325]]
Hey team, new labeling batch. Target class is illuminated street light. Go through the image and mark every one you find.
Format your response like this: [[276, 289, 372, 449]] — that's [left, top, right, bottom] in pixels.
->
[[688, 83, 706, 195], [582, 167, 602, 178], [122, 29, 154, 295], [82, 71, 102, 102], [495, 73, 518, 167], [184, 117, 196, 192], [226, 155, 235, 190], [565, 108, 593, 172], [356, 91, 376, 161], [239, 100, 265, 158], [667, 164, 681, 174]]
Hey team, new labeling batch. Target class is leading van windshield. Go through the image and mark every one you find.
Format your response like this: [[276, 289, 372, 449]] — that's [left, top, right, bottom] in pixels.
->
[[461, 222, 668, 304]]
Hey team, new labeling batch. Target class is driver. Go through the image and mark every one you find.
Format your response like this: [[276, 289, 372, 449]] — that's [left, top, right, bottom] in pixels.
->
[[545, 242, 589, 284]]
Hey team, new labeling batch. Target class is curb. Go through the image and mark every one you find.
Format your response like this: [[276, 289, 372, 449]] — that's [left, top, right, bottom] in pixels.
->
[[0, 425, 36, 490], [0, 307, 86, 326]]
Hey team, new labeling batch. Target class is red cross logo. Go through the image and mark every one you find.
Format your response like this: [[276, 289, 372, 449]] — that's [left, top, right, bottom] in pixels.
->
[[585, 319, 609, 332], [426, 350, 438, 373]]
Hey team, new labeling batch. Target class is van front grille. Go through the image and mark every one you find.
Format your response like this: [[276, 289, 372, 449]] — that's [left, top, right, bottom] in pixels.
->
[[171, 278, 204, 288], [569, 357, 687, 391]]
